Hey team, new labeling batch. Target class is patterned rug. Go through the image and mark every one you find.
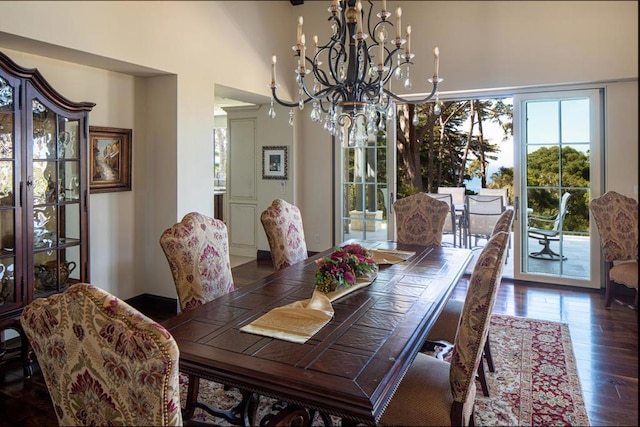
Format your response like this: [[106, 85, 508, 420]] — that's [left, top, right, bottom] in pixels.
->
[[180, 314, 590, 426]]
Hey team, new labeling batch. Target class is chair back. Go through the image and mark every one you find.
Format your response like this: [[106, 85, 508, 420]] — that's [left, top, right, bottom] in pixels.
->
[[448, 231, 509, 420], [491, 207, 515, 236], [160, 212, 234, 312], [20, 283, 183, 426], [589, 191, 638, 262], [260, 199, 308, 271], [466, 194, 504, 243], [554, 192, 572, 232], [393, 193, 450, 246], [478, 187, 509, 206], [427, 193, 456, 236], [438, 186, 466, 205]]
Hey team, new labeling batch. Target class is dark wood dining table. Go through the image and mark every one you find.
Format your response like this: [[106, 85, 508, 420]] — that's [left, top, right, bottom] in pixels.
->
[[163, 241, 472, 426]]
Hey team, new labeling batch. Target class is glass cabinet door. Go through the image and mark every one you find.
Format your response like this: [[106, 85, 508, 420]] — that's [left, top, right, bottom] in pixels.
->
[[30, 98, 82, 296], [0, 74, 20, 310]]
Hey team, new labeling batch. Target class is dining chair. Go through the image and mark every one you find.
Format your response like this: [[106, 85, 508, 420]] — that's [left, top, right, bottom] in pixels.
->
[[260, 199, 308, 271], [589, 191, 638, 309], [160, 212, 234, 311], [380, 231, 510, 426], [393, 193, 451, 246], [427, 193, 457, 247], [528, 192, 572, 260], [160, 212, 254, 424], [423, 208, 515, 397], [465, 194, 504, 248], [20, 283, 183, 426]]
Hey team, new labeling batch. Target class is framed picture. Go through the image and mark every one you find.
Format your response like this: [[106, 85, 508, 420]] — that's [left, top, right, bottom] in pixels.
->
[[89, 126, 132, 193], [262, 146, 288, 180]]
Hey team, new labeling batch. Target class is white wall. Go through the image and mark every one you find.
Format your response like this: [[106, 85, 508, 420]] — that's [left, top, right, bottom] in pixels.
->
[[0, 1, 636, 300]]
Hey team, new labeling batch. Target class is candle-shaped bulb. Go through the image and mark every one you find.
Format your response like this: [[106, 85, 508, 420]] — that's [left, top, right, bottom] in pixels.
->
[[271, 54, 277, 84], [433, 46, 440, 78], [297, 16, 303, 45], [356, 1, 363, 34], [378, 30, 386, 66], [313, 34, 319, 55], [395, 7, 402, 39], [382, 0, 387, 13], [300, 34, 306, 67], [406, 25, 411, 56]]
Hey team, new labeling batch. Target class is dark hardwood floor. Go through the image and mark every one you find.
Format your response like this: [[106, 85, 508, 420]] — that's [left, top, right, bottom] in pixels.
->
[[0, 259, 637, 426]]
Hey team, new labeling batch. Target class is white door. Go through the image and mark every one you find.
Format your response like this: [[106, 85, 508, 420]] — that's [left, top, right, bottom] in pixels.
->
[[513, 89, 602, 288]]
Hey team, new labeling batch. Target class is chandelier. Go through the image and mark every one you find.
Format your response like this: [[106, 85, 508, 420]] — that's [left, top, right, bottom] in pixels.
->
[[268, 0, 442, 140]]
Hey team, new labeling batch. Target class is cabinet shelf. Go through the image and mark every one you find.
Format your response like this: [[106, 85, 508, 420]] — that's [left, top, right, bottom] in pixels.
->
[[0, 50, 94, 366]]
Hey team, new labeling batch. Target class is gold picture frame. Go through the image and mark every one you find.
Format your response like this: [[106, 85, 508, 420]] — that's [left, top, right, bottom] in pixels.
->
[[89, 126, 132, 193]]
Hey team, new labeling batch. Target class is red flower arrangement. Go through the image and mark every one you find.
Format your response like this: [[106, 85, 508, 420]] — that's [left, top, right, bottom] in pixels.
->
[[314, 243, 377, 293]]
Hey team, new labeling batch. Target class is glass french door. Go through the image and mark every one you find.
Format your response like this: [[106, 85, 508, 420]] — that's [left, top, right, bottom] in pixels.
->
[[334, 112, 396, 244], [513, 89, 602, 288]]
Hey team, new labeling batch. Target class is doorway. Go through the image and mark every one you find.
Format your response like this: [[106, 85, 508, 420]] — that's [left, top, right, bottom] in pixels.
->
[[335, 112, 396, 243], [513, 89, 603, 288]]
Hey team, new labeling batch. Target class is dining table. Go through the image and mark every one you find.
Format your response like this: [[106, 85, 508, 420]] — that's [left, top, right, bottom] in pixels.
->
[[163, 240, 473, 426]]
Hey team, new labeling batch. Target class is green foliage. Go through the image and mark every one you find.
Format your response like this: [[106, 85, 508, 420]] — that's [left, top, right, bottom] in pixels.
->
[[526, 146, 590, 232]]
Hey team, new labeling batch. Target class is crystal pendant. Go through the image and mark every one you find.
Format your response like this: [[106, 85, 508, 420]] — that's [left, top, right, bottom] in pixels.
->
[[433, 102, 442, 116], [403, 66, 412, 90], [268, 98, 276, 118], [394, 57, 403, 80], [289, 109, 294, 126], [412, 111, 419, 126], [311, 102, 322, 123]]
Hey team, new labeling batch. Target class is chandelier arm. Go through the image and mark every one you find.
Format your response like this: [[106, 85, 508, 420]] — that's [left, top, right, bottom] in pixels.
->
[[271, 86, 311, 108], [300, 76, 340, 102], [382, 82, 438, 105]]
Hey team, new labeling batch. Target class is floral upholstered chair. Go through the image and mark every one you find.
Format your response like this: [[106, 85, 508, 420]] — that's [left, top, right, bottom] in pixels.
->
[[393, 193, 451, 246], [381, 231, 509, 426], [160, 212, 249, 421], [159, 212, 234, 312], [424, 208, 514, 398], [20, 283, 183, 426], [589, 191, 638, 309], [260, 199, 308, 271]]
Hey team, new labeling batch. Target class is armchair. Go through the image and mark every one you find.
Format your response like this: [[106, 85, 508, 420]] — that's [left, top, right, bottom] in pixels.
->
[[589, 191, 638, 309]]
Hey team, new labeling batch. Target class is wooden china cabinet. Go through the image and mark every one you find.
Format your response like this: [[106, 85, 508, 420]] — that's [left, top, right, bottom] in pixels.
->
[[0, 51, 94, 375]]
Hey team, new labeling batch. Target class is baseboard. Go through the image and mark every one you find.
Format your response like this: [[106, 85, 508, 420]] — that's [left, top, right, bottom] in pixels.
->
[[126, 293, 178, 318]]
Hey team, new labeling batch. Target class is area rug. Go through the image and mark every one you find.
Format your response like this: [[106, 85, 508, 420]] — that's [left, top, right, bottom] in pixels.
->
[[180, 314, 590, 426]]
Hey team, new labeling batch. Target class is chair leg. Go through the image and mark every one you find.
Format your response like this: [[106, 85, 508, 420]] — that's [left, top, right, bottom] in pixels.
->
[[477, 360, 490, 397], [183, 374, 200, 419], [604, 279, 614, 309], [484, 336, 495, 373]]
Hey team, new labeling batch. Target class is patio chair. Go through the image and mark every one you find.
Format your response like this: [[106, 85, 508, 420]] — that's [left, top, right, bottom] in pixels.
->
[[465, 194, 504, 248], [528, 192, 572, 261], [427, 193, 458, 247]]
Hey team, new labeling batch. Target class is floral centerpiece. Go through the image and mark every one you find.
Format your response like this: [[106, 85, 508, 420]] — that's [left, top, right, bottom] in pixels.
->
[[314, 243, 378, 293]]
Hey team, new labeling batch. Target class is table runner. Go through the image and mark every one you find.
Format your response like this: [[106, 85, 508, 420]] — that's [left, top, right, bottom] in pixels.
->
[[240, 270, 380, 343], [240, 249, 414, 344]]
